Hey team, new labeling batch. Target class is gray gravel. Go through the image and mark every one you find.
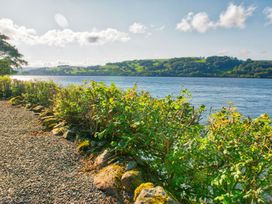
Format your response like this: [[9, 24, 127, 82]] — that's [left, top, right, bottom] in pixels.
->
[[0, 101, 115, 204]]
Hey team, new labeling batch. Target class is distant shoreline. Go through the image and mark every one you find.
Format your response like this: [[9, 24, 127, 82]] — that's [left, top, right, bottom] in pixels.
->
[[14, 74, 272, 79], [19, 56, 272, 79]]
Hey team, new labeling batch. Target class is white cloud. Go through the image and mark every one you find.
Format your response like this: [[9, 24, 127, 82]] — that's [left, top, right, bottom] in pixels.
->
[[176, 3, 255, 33], [191, 12, 215, 33], [0, 18, 37, 44], [176, 12, 215, 33], [218, 4, 255, 28], [176, 13, 193, 32], [264, 7, 272, 24], [129, 22, 147, 34], [54, 13, 69, 28], [0, 18, 130, 47]]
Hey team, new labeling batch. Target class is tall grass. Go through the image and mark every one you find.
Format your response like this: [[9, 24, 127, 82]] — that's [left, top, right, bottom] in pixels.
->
[[0, 75, 271, 203]]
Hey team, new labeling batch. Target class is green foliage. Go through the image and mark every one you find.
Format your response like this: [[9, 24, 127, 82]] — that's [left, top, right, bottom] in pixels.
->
[[0, 33, 27, 75], [1, 76, 271, 203], [206, 108, 272, 203], [0, 75, 12, 98], [25, 56, 272, 78], [227, 59, 272, 78], [0, 76, 58, 106]]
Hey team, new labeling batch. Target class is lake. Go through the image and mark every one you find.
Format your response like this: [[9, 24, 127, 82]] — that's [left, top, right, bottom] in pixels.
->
[[11, 75, 272, 119]]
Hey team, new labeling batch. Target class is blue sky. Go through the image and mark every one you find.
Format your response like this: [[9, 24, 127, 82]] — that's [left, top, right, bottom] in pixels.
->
[[0, 0, 271, 66]]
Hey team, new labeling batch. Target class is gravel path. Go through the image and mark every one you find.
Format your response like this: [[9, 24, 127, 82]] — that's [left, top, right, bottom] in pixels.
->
[[0, 101, 115, 204]]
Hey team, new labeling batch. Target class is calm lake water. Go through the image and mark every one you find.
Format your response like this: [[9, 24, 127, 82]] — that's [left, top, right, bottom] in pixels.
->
[[12, 75, 272, 119]]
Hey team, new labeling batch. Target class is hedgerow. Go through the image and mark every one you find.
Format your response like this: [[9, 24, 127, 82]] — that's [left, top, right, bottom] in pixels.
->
[[0, 75, 271, 203]]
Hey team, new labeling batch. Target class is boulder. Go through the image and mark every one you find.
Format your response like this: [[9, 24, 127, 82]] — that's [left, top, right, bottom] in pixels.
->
[[77, 140, 91, 153], [134, 182, 155, 200], [51, 122, 67, 136], [40, 115, 55, 121], [121, 169, 143, 193], [32, 105, 44, 113], [125, 160, 137, 171], [42, 117, 59, 129], [93, 164, 124, 196], [54, 121, 66, 128], [63, 130, 76, 141], [52, 127, 66, 136], [94, 149, 113, 168], [10, 96, 23, 105], [25, 103, 32, 109], [134, 183, 178, 204], [39, 109, 53, 117]]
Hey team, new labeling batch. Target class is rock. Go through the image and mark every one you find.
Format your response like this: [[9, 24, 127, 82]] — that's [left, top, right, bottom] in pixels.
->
[[94, 149, 113, 168], [42, 117, 58, 129], [121, 169, 143, 193], [63, 130, 76, 141], [32, 105, 44, 113], [134, 183, 178, 204], [90, 140, 98, 147], [40, 115, 55, 121], [10, 96, 23, 105], [97, 141, 106, 148], [53, 121, 67, 129], [134, 182, 155, 200], [39, 109, 53, 117], [25, 103, 32, 109], [52, 127, 66, 136], [77, 140, 91, 153], [125, 161, 137, 171], [93, 164, 124, 196]]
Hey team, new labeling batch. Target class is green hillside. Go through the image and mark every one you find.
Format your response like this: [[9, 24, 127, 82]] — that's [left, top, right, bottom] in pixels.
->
[[23, 56, 272, 78]]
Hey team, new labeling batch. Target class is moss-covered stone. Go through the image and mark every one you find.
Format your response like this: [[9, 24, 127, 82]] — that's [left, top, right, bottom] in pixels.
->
[[94, 149, 114, 168], [125, 160, 137, 171], [25, 103, 33, 109], [121, 169, 143, 193], [9, 96, 23, 105], [77, 140, 90, 153], [42, 117, 58, 129], [52, 127, 66, 136], [134, 182, 155, 201], [32, 105, 44, 113], [39, 109, 53, 117], [134, 183, 178, 204], [93, 163, 125, 196], [63, 129, 76, 141]]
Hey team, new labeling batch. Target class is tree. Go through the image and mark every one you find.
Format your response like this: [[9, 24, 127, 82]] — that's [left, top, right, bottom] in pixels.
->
[[0, 34, 27, 75]]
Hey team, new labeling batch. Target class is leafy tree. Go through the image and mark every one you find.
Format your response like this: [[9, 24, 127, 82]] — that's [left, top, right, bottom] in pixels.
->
[[0, 34, 27, 75]]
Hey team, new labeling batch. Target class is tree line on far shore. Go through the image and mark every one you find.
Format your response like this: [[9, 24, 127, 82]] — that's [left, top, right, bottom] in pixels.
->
[[25, 56, 272, 78]]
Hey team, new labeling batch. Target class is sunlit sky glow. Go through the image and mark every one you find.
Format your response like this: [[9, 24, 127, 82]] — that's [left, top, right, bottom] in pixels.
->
[[0, 0, 272, 67]]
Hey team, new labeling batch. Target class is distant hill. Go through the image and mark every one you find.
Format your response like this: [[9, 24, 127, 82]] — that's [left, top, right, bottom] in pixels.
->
[[21, 56, 272, 78]]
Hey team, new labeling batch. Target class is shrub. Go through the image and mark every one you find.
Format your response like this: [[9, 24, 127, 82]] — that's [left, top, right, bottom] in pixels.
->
[[0, 75, 12, 99], [0, 76, 271, 203], [21, 80, 59, 107]]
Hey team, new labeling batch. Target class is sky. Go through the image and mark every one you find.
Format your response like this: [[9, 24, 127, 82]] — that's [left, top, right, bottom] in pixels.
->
[[0, 0, 272, 67]]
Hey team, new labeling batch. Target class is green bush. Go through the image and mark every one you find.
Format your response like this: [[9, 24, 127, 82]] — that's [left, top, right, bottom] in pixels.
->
[[0, 75, 12, 98], [21, 80, 59, 107], [0, 77, 59, 107], [0, 76, 271, 203]]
